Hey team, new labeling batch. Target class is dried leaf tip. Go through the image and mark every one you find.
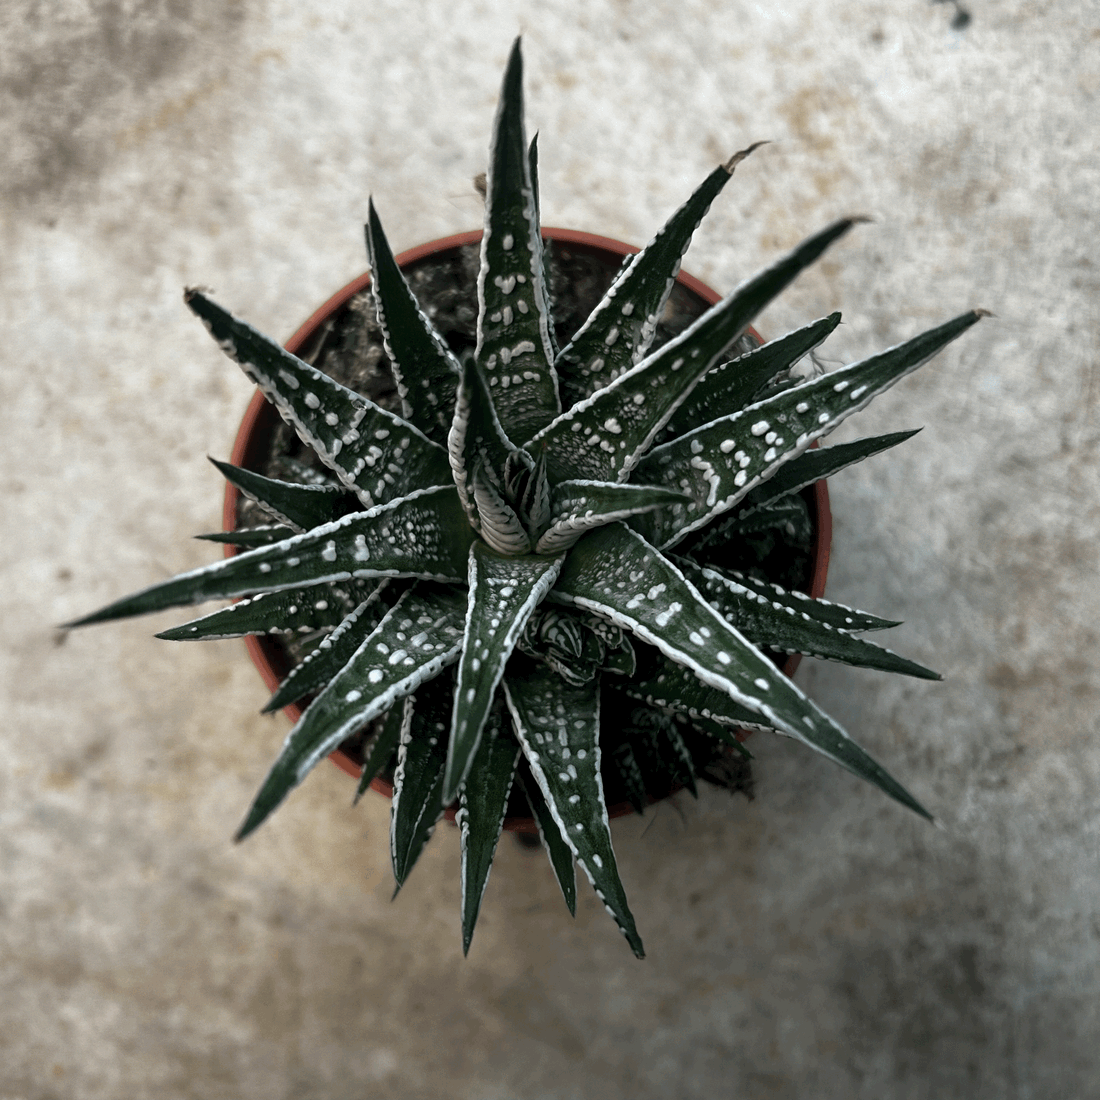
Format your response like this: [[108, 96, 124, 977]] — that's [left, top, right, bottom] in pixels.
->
[[183, 285, 214, 302], [972, 308, 994, 319], [723, 141, 770, 173]]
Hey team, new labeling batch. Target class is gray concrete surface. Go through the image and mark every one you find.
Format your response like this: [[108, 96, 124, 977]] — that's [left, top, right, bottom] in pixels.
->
[[3, 1, 1098, 1097]]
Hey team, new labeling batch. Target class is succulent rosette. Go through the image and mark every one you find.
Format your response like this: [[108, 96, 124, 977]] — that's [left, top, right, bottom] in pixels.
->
[[73, 39, 983, 957]]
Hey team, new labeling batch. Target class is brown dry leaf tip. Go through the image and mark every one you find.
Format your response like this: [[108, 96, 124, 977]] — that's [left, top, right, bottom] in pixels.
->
[[972, 307, 995, 319], [183, 286, 214, 302], [473, 172, 487, 199], [723, 141, 770, 173]]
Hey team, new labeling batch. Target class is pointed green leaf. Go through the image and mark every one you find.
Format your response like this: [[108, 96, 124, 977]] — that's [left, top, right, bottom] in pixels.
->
[[528, 219, 862, 483], [365, 199, 462, 446], [354, 701, 406, 805], [528, 133, 558, 360], [683, 564, 902, 634], [534, 480, 690, 553], [659, 718, 699, 798], [185, 289, 452, 508], [503, 664, 645, 957], [470, 461, 532, 555], [639, 311, 985, 548], [195, 526, 294, 547], [732, 429, 922, 518], [448, 358, 522, 530], [235, 584, 467, 841], [155, 578, 380, 644], [262, 581, 397, 713], [660, 313, 842, 443], [443, 543, 565, 803], [678, 560, 940, 679], [457, 705, 522, 953], [619, 657, 782, 737], [519, 765, 576, 915], [555, 147, 763, 407], [391, 680, 452, 889], [210, 457, 356, 532], [719, 495, 810, 539], [475, 38, 560, 441], [69, 486, 474, 626], [551, 523, 931, 819]]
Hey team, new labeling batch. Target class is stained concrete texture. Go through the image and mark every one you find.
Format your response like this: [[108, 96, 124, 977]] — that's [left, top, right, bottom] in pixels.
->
[[3, 0, 1098, 1097]]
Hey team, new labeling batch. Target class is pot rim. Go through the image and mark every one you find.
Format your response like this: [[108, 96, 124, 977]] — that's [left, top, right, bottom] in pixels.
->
[[224, 226, 832, 833]]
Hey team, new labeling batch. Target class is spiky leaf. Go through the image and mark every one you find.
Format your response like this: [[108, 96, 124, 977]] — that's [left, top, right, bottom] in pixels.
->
[[519, 765, 576, 915], [195, 526, 294, 547], [677, 560, 940, 679], [660, 313, 842, 442], [639, 311, 985, 547], [391, 682, 451, 889], [552, 523, 931, 819], [443, 543, 564, 803], [236, 584, 466, 840], [504, 663, 644, 957], [457, 705, 521, 952], [261, 581, 396, 713], [155, 579, 380, 644], [210, 457, 356, 532], [476, 38, 559, 441], [528, 219, 861, 483], [354, 701, 405, 805], [555, 148, 762, 406], [69, 486, 474, 626], [365, 199, 462, 445], [185, 290, 452, 508]]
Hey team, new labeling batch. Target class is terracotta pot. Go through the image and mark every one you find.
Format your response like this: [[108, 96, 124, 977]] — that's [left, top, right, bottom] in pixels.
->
[[223, 227, 832, 832]]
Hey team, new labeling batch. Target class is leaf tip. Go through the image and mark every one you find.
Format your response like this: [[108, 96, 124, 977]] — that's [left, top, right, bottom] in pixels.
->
[[723, 140, 770, 173]]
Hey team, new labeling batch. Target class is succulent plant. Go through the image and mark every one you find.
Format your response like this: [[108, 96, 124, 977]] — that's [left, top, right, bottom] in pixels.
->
[[72, 39, 983, 958]]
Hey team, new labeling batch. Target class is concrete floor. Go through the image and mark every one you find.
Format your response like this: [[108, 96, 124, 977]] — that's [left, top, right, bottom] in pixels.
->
[[4, 1, 1098, 1097]]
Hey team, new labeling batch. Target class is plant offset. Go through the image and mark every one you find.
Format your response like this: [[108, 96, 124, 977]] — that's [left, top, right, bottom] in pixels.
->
[[73, 39, 982, 957]]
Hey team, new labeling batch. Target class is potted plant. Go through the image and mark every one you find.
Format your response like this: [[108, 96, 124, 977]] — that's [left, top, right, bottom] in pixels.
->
[[224, 227, 832, 821], [71, 39, 984, 957]]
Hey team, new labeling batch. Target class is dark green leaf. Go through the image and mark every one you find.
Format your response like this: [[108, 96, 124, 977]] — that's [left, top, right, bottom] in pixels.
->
[[475, 38, 559, 441], [518, 765, 576, 915], [556, 147, 763, 407], [69, 486, 474, 626], [195, 526, 294, 547], [365, 199, 462, 446], [528, 219, 862, 483], [638, 311, 984, 548], [354, 702, 406, 805], [185, 289, 452, 508], [235, 584, 467, 841], [210, 457, 357, 532], [443, 543, 564, 803], [551, 523, 931, 820], [262, 581, 397, 713], [391, 678, 452, 889], [155, 578, 380, 644], [677, 559, 941, 679], [504, 663, 645, 957], [457, 705, 521, 953], [660, 313, 842, 443]]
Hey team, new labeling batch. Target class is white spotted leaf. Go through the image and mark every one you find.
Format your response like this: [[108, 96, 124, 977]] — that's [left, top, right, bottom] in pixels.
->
[[504, 663, 644, 957], [457, 706, 521, 954], [551, 523, 931, 819], [527, 219, 861, 484], [185, 290, 452, 508], [365, 199, 462, 445], [475, 38, 559, 442], [443, 543, 564, 804], [236, 584, 466, 840], [638, 311, 985, 548], [555, 149, 762, 407]]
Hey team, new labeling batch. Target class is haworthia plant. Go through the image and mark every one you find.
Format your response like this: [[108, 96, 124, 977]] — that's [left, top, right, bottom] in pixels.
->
[[71, 38, 984, 958]]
